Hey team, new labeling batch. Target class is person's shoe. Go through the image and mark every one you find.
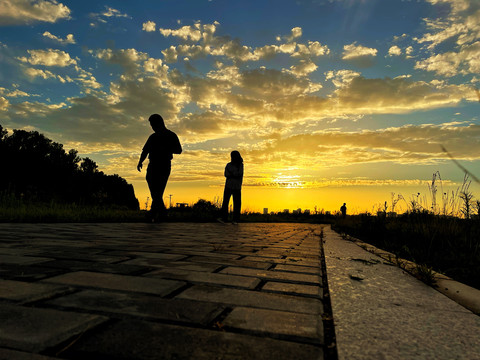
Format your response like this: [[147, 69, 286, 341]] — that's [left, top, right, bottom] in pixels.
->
[[217, 218, 227, 224], [232, 221, 238, 225]]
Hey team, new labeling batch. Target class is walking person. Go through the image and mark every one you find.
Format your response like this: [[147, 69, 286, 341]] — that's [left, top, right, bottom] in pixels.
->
[[218, 151, 243, 224], [340, 203, 347, 218], [137, 114, 182, 222]]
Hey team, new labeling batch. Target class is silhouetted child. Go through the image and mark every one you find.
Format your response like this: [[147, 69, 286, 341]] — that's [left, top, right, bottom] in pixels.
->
[[137, 114, 182, 221], [218, 151, 243, 224], [340, 203, 347, 218]]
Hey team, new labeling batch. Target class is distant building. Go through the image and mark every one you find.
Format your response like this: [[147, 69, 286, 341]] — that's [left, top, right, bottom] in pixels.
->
[[263, 208, 268, 215], [176, 202, 188, 208], [283, 209, 289, 214]]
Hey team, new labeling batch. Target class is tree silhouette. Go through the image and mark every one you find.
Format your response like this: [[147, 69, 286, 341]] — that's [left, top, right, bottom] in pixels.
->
[[0, 125, 139, 210]]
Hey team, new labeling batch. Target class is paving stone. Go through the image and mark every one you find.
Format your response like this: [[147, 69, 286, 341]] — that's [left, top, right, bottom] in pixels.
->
[[35, 251, 129, 264], [120, 257, 186, 267], [223, 307, 323, 343], [274, 264, 320, 274], [105, 251, 185, 261], [0, 348, 58, 360], [0, 264, 64, 281], [0, 248, 41, 256], [0, 255, 52, 266], [220, 266, 321, 285], [154, 261, 222, 272], [46, 290, 224, 326], [0, 303, 107, 352], [61, 319, 322, 360], [145, 268, 260, 289], [177, 285, 322, 314], [241, 255, 320, 267], [43, 271, 185, 296], [187, 256, 271, 269], [262, 281, 321, 297], [39, 259, 151, 275], [0, 279, 70, 303]]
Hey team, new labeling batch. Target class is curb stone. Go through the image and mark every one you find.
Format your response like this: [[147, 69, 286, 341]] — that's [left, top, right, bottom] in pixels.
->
[[337, 231, 480, 315]]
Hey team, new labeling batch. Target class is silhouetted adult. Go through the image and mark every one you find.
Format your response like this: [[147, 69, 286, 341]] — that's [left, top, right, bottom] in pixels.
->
[[340, 203, 347, 218], [137, 114, 182, 221], [218, 151, 243, 224]]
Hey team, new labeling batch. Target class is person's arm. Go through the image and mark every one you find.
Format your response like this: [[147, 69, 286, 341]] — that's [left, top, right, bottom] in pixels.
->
[[137, 149, 148, 172], [172, 133, 182, 154]]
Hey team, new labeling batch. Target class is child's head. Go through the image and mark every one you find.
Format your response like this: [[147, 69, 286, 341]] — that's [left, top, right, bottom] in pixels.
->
[[149, 114, 166, 132], [231, 150, 243, 164]]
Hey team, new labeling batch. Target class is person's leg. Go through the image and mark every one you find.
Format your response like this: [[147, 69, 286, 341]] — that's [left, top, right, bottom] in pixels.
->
[[232, 189, 241, 222], [221, 187, 232, 221], [146, 165, 171, 220]]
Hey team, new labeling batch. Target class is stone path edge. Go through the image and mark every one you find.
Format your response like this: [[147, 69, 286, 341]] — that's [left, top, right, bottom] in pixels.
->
[[334, 230, 480, 316]]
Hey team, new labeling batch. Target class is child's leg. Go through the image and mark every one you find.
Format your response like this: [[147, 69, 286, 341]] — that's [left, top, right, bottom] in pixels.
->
[[232, 189, 241, 221], [221, 188, 232, 221]]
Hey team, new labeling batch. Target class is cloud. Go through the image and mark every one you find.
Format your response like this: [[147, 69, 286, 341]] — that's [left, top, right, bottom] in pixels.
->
[[325, 69, 361, 88], [415, 1, 478, 49], [246, 123, 480, 169], [342, 42, 377, 59], [285, 27, 303, 42], [89, 6, 130, 27], [388, 45, 402, 56], [0, 87, 31, 97], [287, 59, 319, 77], [102, 7, 129, 18], [18, 49, 77, 66], [292, 41, 330, 58], [0, 96, 9, 111], [415, 41, 480, 77], [159, 22, 218, 42], [96, 48, 149, 77], [0, 0, 71, 26], [333, 76, 472, 113], [142, 21, 156, 32], [42, 31, 75, 45]]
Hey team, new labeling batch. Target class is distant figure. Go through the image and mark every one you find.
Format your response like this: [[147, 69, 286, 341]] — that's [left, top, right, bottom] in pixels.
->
[[218, 151, 244, 224], [137, 114, 182, 221], [340, 203, 347, 218]]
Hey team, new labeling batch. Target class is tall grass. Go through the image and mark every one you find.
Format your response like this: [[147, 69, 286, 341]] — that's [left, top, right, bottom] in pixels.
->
[[333, 172, 480, 289], [0, 191, 145, 222]]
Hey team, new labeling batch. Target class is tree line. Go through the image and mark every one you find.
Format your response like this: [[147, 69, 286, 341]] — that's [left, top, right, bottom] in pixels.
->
[[0, 124, 139, 210]]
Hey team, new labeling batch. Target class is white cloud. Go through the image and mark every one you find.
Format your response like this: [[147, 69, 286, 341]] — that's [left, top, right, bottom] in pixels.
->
[[286, 27, 302, 42], [342, 42, 378, 59], [293, 41, 330, 57], [287, 59, 319, 77], [325, 69, 361, 87], [24, 67, 57, 79], [89, 6, 130, 26], [159, 24, 204, 42], [388, 45, 402, 56], [0, 96, 9, 111], [102, 7, 129, 18], [42, 31, 75, 45], [142, 21, 156, 32], [0, 0, 71, 26], [18, 49, 76, 66], [415, 41, 480, 76]]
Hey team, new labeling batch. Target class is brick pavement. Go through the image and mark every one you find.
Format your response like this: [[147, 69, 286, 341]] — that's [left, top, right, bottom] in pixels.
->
[[0, 223, 330, 360]]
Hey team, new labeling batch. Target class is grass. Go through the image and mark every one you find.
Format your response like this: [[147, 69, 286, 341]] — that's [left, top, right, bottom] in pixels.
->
[[333, 212, 480, 290], [0, 192, 146, 222]]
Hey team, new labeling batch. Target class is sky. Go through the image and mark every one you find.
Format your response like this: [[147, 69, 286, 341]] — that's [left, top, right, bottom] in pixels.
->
[[0, 0, 479, 214]]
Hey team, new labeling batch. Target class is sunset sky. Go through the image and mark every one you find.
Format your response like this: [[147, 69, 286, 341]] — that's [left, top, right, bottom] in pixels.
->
[[1, 0, 479, 214]]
